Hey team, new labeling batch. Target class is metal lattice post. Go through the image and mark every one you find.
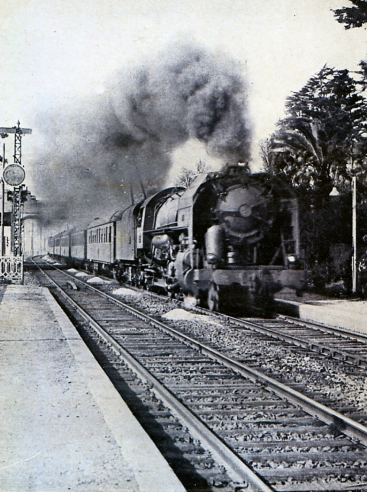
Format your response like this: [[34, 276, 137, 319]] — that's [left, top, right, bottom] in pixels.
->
[[0, 122, 31, 284], [12, 186, 22, 256], [12, 123, 23, 256], [14, 122, 22, 165]]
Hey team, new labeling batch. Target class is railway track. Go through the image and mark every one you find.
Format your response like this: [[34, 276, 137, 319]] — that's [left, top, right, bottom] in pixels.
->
[[88, 276, 367, 378], [113, 279, 367, 374], [33, 258, 367, 491], [37, 259, 367, 413], [214, 314, 367, 369], [78, 269, 367, 373]]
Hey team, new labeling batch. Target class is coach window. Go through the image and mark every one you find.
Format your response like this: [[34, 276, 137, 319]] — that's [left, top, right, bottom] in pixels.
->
[[109, 226, 111, 242]]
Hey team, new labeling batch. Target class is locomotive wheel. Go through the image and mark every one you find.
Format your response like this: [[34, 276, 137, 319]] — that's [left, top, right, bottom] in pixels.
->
[[208, 283, 220, 311]]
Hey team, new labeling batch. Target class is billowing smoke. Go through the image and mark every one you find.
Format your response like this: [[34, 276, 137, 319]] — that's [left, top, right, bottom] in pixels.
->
[[33, 42, 252, 227]]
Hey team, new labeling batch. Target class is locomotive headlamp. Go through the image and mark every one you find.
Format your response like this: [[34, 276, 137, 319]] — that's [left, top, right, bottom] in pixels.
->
[[287, 255, 297, 268], [239, 204, 252, 217]]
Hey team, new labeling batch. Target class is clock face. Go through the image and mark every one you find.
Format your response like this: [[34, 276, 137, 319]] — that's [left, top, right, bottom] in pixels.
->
[[3, 164, 25, 186]]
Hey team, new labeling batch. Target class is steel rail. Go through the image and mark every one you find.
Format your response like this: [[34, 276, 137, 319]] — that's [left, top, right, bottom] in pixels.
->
[[34, 260, 274, 492], [35, 259, 367, 448]]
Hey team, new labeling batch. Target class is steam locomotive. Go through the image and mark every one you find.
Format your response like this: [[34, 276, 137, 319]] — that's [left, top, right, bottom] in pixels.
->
[[48, 165, 305, 311]]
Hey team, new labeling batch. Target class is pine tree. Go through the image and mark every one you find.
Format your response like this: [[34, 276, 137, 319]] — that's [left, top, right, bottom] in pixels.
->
[[264, 67, 367, 199], [333, 0, 367, 29]]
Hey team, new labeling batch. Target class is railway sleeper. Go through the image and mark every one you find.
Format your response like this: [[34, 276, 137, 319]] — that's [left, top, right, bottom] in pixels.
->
[[218, 425, 335, 437], [262, 466, 367, 481], [185, 397, 285, 407], [164, 451, 215, 465], [183, 397, 282, 405], [179, 388, 277, 397], [194, 405, 295, 417], [242, 449, 367, 465], [230, 437, 360, 450], [173, 383, 266, 391]]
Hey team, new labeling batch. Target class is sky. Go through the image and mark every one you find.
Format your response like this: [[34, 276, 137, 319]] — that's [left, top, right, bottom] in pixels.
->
[[1, 0, 367, 198]]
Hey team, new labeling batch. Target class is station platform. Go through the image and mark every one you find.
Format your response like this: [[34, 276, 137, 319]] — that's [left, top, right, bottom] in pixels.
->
[[276, 289, 367, 335], [0, 284, 186, 492]]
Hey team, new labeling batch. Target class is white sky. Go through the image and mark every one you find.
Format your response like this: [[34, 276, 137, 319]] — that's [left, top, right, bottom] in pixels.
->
[[1, 0, 367, 192]]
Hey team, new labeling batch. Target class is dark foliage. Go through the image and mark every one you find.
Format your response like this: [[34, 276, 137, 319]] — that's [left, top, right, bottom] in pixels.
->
[[333, 0, 367, 29], [296, 186, 367, 293], [262, 66, 367, 205]]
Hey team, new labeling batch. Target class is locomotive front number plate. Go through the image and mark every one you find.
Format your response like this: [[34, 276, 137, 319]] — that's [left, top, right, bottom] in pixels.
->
[[3, 164, 25, 186]]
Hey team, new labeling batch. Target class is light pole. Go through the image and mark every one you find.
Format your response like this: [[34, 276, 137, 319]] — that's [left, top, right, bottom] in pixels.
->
[[352, 173, 357, 294], [329, 175, 357, 294]]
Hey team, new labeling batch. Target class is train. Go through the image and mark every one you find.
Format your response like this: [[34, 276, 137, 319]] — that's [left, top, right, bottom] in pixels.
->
[[48, 165, 305, 312]]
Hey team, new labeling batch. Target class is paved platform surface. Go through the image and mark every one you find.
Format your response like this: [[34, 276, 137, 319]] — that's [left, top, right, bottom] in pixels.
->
[[276, 289, 367, 335], [0, 285, 186, 492]]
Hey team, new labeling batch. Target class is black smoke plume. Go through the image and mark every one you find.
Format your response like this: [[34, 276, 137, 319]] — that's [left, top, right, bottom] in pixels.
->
[[33, 42, 252, 227]]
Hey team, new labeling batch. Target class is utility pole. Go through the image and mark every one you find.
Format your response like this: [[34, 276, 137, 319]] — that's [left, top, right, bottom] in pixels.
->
[[352, 174, 357, 294]]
